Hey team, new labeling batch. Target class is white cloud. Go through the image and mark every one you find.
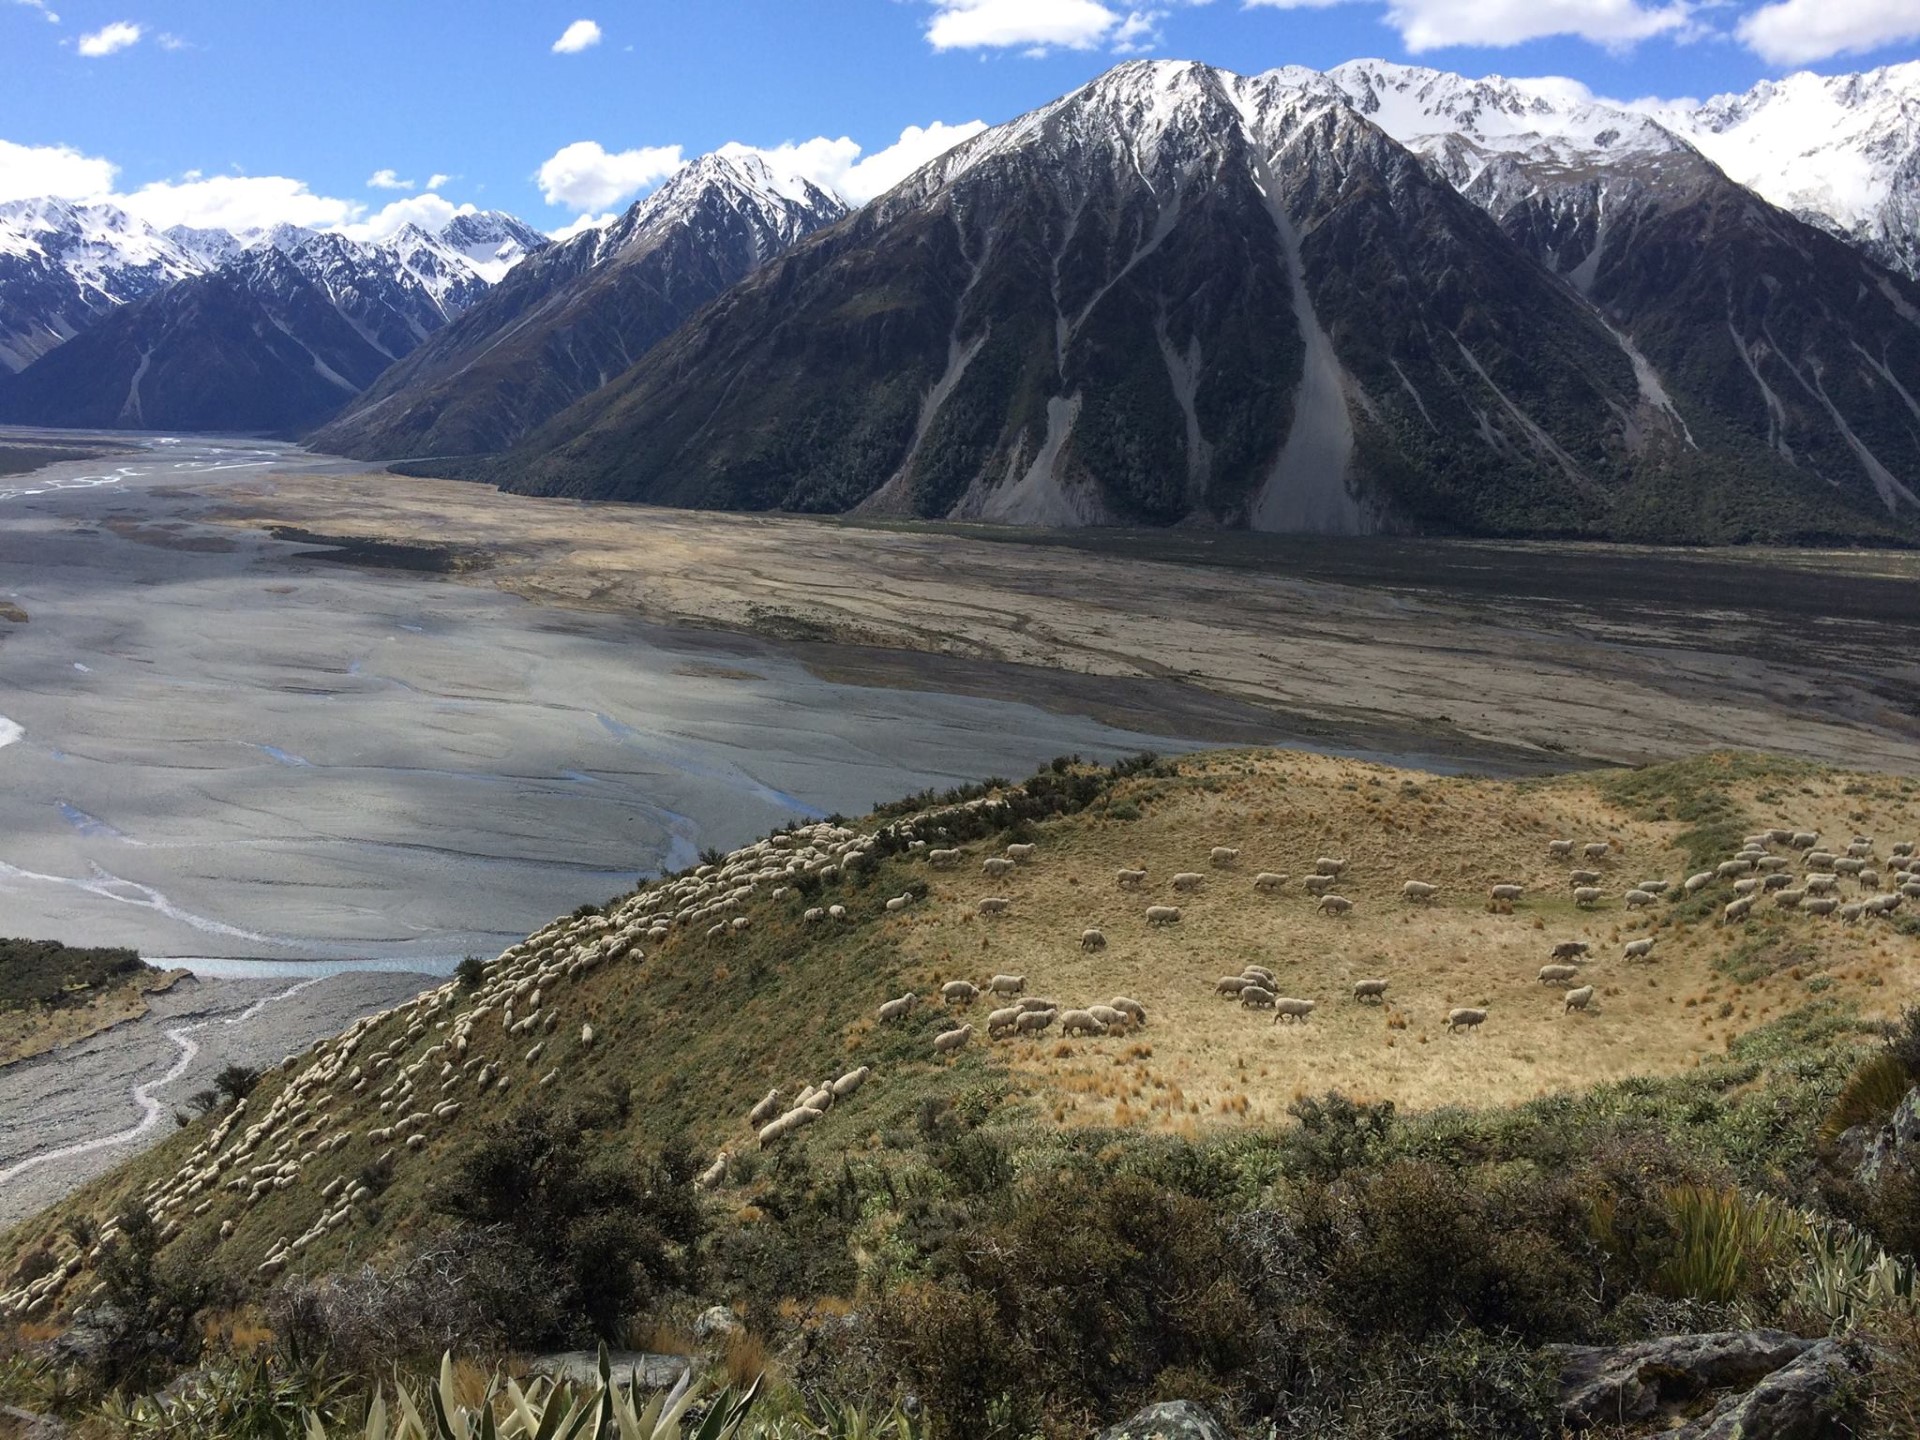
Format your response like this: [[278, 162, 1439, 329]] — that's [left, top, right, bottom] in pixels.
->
[[1245, 0, 1691, 51], [0, 137, 117, 202], [1738, 0, 1920, 62], [367, 168, 415, 191], [551, 18, 602, 53], [426, 172, 452, 189], [115, 174, 360, 232], [76, 19, 140, 55], [721, 120, 989, 204], [13, 0, 60, 23], [341, 193, 480, 242], [547, 210, 618, 242], [927, 0, 1126, 51], [156, 32, 188, 50], [535, 139, 683, 210]]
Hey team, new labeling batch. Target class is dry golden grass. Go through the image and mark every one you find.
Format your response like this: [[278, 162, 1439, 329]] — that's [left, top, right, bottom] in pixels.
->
[[876, 752, 1920, 1127]]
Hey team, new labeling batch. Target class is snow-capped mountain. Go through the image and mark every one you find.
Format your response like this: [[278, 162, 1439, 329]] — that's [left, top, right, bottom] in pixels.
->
[[0, 201, 547, 376], [312, 150, 847, 461], [1655, 64, 1920, 279], [487, 59, 1918, 544], [0, 198, 206, 371]]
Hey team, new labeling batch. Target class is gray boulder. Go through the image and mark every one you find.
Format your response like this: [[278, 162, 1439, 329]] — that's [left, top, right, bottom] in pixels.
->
[[1857, 1086, 1920, 1188], [1670, 1340, 1858, 1439], [1098, 1400, 1232, 1440], [1552, 1330, 1815, 1429]]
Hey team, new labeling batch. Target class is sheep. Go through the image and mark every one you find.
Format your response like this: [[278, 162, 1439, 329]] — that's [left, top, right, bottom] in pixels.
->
[[1840, 902, 1866, 922], [1272, 997, 1316, 1024], [1006, 843, 1037, 862], [1317, 895, 1354, 916], [1570, 869, 1602, 886], [731, 916, 752, 933], [1446, 1007, 1488, 1033], [1624, 937, 1657, 961], [1775, 888, 1807, 909], [1551, 941, 1592, 961], [1805, 874, 1840, 895], [1088, 1004, 1130, 1032], [1254, 872, 1288, 893], [831, 1067, 871, 1098], [1116, 868, 1148, 889], [1172, 872, 1206, 892], [1893, 842, 1915, 858], [1763, 873, 1793, 892], [942, 980, 980, 1006], [1805, 851, 1838, 872], [1402, 880, 1439, 902], [1109, 996, 1147, 1026], [1210, 847, 1240, 868], [1490, 884, 1524, 904], [1862, 870, 1882, 890], [885, 894, 913, 912], [1804, 897, 1840, 916], [1352, 979, 1389, 1003], [1080, 928, 1108, 952], [1835, 857, 1868, 877], [1019, 997, 1061, 1012], [1014, 1009, 1056, 1035], [1565, 985, 1595, 1014], [1583, 842, 1610, 860], [1636, 879, 1671, 894], [1716, 860, 1753, 879], [748, 1089, 786, 1127], [803, 906, 826, 924], [1623, 889, 1657, 909], [829, 904, 849, 921], [580, 1024, 595, 1047], [929, 848, 961, 868], [1684, 872, 1715, 895], [876, 993, 918, 1023], [1146, 905, 1182, 926], [1241, 965, 1277, 987], [1722, 896, 1755, 925], [1573, 887, 1603, 909], [697, 1154, 728, 1190], [988, 974, 1027, 996], [1757, 858, 1791, 874], [1849, 839, 1875, 859], [1549, 840, 1575, 858], [1239, 986, 1277, 1010], [978, 897, 1011, 916], [1731, 877, 1763, 897], [987, 1006, 1023, 1039], [982, 857, 1015, 877], [1314, 858, 1348, 876], [933, 1024, 975, 1054], [1538, 964, 1580, 984], [1304, 874, 1339, 896], [1215, 976, 1251, 996]]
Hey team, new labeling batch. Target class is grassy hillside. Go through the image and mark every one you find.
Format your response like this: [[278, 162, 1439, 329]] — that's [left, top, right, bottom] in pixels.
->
[[5, 750, 1920, 1435], [0, 939, 178, 1067]]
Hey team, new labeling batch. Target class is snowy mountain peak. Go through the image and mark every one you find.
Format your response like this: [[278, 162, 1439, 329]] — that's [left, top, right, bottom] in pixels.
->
[[612, 149, 847, 264]]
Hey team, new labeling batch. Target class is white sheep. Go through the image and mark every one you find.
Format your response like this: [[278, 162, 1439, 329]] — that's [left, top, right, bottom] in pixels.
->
[[1304, 874, 1339, 896], [1215, 976, 1250, 996], [1446, 1007, 1488, 1033], [1272, 997, 1316, 1024], [1805, 874, 1840, 895], [978, 897, 1011, 916], [885, 894, 913, 912], [580, 1024, 595, 1047], [1081, 928, 1108, 952], [1210, 847, 1240, 868], [1550, 941, 1591, 961], [1239, 986, 1277, 1010], [1570, 869, 1602, 886], [942, 980, 980, 1006], [1241, 965, 1277, 987], [1623, 937, 1656, 961], [876, 993, 918, 1022], [1538, 964, 1580, 984], [1254, 872, 1287, 893], [1549, 840, 1574, 858], [982, 857, 1015, 877], [1147, 905, 1182, 926], [1583, 842, 1610, 860], [933, 1024, 974, 1054], [1116, 868, 1148, 889], [1060, 1009, 1107, 1037], [1352, 980, 1388, 1003], [829, 904, 849, 921], [1573, 887, 1603, 909], [1318, 894, 1354, 916], [1088, 1004, 1130, 1032], [1804, 897, 1839, 916], [1006, 843, 1037, 862], [1490, 884, 1524, 904], [1314, 858, 1348, 876], [1684, 872, 1715, 895], [1564, 985, 1595, 1014], [1624, 889, 1657, 909], [1402, 880, 1439, 902], [748, 1089, 785, 1126], [1019, 996, 1060, 1012], [987, 1006, 1023, 1038], [831, 1067, 871, 1097], [1774, 888, 1806, 909], [988, 973, 1027, 996], [1731, 878, 1762, 897], [1110, 996, 1147, 1026], [1722, 896, 1755, 924], [697, 1154, 728, 1190], [1172, 872, 1205, 892], [1014, 1009, 1056, 1035], [929, 849, 961, 868]]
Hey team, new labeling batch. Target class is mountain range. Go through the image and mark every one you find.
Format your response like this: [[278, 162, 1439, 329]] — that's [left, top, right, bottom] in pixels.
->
[[1, 58, 1916, 542]]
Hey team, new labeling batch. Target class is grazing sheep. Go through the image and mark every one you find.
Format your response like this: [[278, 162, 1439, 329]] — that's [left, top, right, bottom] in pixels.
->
[[1722, 896, 1755, 925], [1254, 872, 1288, 893], [1805, 874, 1840, 895], [982, 857, 1015, 877], [1583, 842, 1610, 861], [1020, 997, 1061, 1012], [1110, 996, 1147, 1026], [1565, 986, 1595, 1014], [1573, 887, 1603, 909], [933, 1024, 974, 1054], [1570, 869, 1602, 886], [1637, 879, 1672, 893], [1317, 895, 1354, 916], [731, 916, 752, 933], [1006, 843, 1037, 862], [1314, 858, 1348, 876], [1840, 902, 1866, 922], [1624, 937, 1656, 961], [1088, 1004, 1130, 1032], [697, 1154, 728, 1190], [1014, 1009, 1056, 1035], [1731, 878, 1763, 897], [1775, 888, 1806, 909], [1549, 840, 1575, 858], [1172, 872, 1206, 892], [1272, 997, 1316, 1024], [1490, 884, 1524, 904], [1684, 872, 1715, 895], [1538, 964, 1580, 984], [988, 974, 1027, 996], [876, 993, 918, 1023], [1891, 842, 1914, 858], [1210, 847, 1241, 868], [831, 1067, 871, 1097], [1805, 852, 1838, 872], [987, 1006, 1023, 1039], [1117, 868, 1148, 889], [1147, 905, 1182, 926], [929, 849, 960, 868], [1215, 976, 1251, 996], [1551, 941, 1591, 961], [1241, 965, 1277, 987], [1716, 860, 1752, 879], [942, 980, 980, 1006], [1446, 1007, 1488, 1034], [1624, 889, 1657, 909], [1240, 986, 1277, 1010], [1849, 840, 1875, 859], [1402, 880, 1439, 902], [748, 1089, 784, 1126], [580, 1024, 595, 1047], [978, 897, 1011, 916], [1081, 928, 1108, 952], [1352, 979, 1389, 1003], [885, 895, 912, 912], [1304, 874, 1339, 896], [1862, 870, 1882, 890], [829, 904, 849, 921], [1763, 873, 1793, 891], [1804, 897, 1840, 916]]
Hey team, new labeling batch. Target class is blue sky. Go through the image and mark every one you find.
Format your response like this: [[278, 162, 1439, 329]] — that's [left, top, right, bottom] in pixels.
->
[[2, 0, 1917, 237]]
